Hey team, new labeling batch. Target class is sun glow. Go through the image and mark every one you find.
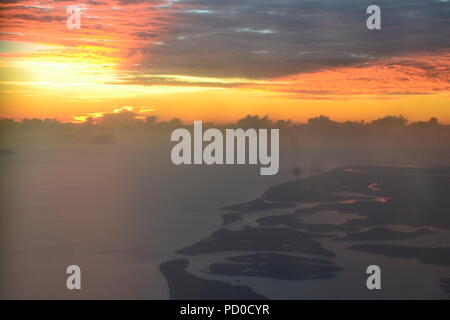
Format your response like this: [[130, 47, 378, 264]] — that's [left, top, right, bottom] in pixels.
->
[[5, 45, 120, 85], [1, 42, 222, 110]]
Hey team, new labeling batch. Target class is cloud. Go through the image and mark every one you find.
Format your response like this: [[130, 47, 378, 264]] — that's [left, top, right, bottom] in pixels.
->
[[0, 0, 178, 63], [1, 0, 449, 95], [132, 0, 450, 79], [241, 50, 450, 97], [72, 105, 156, 123]]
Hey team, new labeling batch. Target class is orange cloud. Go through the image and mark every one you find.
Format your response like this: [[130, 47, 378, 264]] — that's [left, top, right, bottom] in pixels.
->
[[71, 105, 156, 123], [1, 2, 449, 124], [242, 51, 450, 98], [0, 0, 179, 70]]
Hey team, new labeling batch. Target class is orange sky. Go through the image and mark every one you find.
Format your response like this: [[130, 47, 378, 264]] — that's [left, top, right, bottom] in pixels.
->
[[1, 1, 449, 123]]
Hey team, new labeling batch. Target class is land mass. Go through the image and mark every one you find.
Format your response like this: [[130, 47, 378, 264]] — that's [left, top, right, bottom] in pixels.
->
[[159, 259, 268, 300]]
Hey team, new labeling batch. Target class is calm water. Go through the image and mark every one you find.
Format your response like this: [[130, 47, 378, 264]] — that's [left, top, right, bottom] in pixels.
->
[[1, 134, 449, 299]]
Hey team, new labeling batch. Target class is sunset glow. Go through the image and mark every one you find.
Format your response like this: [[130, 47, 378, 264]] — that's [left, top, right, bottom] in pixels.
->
[[1, 0, 449, 123]]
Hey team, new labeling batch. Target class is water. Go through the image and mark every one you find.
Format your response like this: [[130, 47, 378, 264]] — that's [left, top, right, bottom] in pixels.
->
[[1, 132, 449, 299], [0, 136, 289, 299]]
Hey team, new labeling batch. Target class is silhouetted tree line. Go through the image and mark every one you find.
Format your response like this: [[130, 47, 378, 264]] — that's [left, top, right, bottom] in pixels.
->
[[0, 113, 448, 133]]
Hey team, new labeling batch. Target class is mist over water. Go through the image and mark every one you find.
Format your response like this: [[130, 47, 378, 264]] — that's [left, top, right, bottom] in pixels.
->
[[0, 133, 288, 299], [1, 123, 449, 299]]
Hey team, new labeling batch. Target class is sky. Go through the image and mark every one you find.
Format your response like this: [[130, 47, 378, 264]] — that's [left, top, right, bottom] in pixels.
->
[[0, 0, 449, 123]]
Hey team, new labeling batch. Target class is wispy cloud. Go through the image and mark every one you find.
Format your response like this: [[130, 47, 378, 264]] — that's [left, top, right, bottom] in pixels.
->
[[242, 50, 450, 98]]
